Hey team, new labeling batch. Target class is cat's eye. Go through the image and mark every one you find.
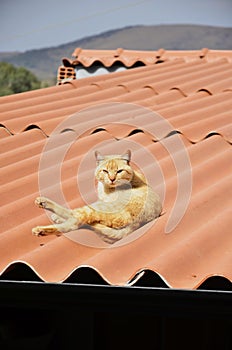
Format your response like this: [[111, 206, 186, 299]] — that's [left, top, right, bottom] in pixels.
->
[[103, 170, 108, 173], [117, 169, 123, 173]]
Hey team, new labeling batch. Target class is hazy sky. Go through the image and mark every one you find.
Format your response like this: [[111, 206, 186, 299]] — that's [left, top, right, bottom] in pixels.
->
[[1, 0, 231, 52]]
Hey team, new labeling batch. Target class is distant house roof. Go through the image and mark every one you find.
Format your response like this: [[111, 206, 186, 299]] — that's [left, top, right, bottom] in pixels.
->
[[0, 49, 231, 289], [64, 47, 232, 66], [58, 48, 232, 82]]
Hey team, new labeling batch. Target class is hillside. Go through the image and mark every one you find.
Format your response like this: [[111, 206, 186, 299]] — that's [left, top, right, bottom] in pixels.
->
[[0, 24, 231, 81]]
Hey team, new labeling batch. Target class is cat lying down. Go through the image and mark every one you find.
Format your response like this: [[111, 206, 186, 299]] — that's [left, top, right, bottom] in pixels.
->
[[32, 150, 162, 244]]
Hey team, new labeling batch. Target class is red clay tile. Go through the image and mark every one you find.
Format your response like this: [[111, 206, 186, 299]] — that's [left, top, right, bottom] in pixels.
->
[[69, 48, 232, 67], [0, 127, 11, 138]]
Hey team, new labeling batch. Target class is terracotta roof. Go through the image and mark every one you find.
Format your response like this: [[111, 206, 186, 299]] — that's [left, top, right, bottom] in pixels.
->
[[63, 48, 232, 67], [0, 49, 231, 289]]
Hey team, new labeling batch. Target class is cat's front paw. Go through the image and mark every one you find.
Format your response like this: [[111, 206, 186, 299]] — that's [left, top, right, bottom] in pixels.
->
[[32, 226, 46, 236], [35, 197, 48, 209], [32, 225, 62, 237]]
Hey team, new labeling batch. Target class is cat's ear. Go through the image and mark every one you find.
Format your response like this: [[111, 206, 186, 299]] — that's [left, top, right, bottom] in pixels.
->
[[122, 150, 131, 164], [95, 151, 105, 164]]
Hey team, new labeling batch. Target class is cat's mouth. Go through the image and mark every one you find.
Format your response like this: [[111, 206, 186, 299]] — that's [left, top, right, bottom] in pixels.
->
[[109, 180, 123, 188], [109, 182, 117, 188], [108, 180, 130, 188]]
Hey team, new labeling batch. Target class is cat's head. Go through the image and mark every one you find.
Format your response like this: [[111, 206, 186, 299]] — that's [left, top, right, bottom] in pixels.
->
[[95, 150, 134, 188]]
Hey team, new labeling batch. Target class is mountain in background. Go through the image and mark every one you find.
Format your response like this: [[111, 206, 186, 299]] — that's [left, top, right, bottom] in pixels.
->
[[0, 25, 231, 82]]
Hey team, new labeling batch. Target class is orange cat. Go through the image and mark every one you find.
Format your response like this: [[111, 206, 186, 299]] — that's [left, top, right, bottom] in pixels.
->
[[32, 150, 162, 243]]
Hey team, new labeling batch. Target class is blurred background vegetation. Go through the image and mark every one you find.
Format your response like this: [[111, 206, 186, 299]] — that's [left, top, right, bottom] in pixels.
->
[[0, 62, 45, 96]]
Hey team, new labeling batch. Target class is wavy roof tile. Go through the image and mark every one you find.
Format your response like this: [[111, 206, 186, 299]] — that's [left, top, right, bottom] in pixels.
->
[[0, 49, 231, 289], [66, 48, 232, 67]]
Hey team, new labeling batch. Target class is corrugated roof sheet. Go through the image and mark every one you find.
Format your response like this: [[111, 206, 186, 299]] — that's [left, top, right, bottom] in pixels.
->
[[64, 48, 232, 67], [0, 49, 231, 289]]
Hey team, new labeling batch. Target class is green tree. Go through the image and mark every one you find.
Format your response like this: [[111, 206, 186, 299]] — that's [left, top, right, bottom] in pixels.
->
[[0, 62, 41, 96]]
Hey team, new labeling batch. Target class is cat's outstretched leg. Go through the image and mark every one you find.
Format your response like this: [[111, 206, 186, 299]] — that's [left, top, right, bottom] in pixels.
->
[[32, 196, 79, 236], [35, 196, 72, 219], [91, 223, 135, 244], [32, 217, 78, 237], [51, 214, 65, 224]]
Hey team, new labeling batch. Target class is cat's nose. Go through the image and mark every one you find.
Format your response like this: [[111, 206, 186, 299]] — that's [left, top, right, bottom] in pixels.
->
[[109, 175, 116, 182]]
